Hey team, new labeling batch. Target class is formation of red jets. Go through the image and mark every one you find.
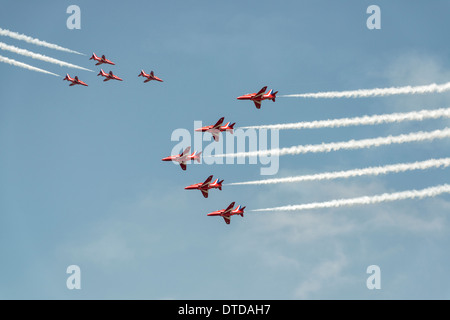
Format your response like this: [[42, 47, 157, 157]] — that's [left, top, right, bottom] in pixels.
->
[[63, 52, 278, 224], [63, 53, 163, 86]]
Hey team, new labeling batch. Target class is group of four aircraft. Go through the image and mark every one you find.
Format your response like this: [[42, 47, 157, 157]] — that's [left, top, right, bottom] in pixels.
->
[[63, 53, 163, 86]]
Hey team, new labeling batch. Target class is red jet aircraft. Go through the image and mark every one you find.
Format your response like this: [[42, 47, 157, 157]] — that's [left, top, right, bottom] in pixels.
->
[[89, 53, 115, 66], [63, 74, 88, 86], [138, 70, 163, 83], [161, 146, 202, 170], [207, 202, 246, 225], [97, 69, 123, 81], [237, 86, 278, 109], [185, 175, 224, 198], [195, 117, 235, 142]]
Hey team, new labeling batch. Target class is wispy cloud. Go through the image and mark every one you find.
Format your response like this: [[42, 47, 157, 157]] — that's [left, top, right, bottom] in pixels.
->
[[294, 250, 347, 299]]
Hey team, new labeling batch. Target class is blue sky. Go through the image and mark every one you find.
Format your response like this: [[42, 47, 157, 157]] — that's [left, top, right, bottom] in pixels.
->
[[1, 0, 450, 299]]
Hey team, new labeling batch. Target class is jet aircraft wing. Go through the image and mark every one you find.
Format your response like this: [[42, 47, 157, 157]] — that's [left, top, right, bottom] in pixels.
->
[[201, 189, 209, 198], [223, 202, 235, 215], [254, 86, 267, 99], [212, 131, 220, 142], [180, 146, 191, 157], [200, 175, 213, 188], [212, 117, 224, 129], [253, 100, 262, 109]]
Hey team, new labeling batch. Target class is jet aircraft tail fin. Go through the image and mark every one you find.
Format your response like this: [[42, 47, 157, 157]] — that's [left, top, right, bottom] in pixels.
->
[[195, 151, 202, 163], [228, 123, 235, 134]]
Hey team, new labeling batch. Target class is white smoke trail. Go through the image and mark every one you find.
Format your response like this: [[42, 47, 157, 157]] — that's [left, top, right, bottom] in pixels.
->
[[251, 184, 450, 212], [0, 42, 93, 72], [241, 107, 450, 131], [228, 157, 450, 186], [281, 82, 450, 99], [0, 54, 60, 77], [0, 27, 84, 55], [214, 127, 450, 158]]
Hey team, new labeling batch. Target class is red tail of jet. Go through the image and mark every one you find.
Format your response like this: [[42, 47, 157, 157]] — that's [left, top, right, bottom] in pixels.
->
[[222, 122, 235, 134], [266, 89, 278, 102], [211, 178, 224, 191], [97, 69, 107, 77], [189, 151, 202, 163]]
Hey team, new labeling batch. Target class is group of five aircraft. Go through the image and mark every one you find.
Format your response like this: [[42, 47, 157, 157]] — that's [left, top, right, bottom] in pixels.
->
[[162, 86, 278, 224]]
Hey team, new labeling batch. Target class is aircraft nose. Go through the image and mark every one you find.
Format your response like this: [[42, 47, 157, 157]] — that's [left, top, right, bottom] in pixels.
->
[[161, 157, 170, 161]]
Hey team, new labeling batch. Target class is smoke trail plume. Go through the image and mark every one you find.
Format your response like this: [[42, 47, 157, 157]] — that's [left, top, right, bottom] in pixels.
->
[[252, 184, 450, 212], [0, 27, 84, 55], [0, 42, 93, 72], [241, 108, 450, 131], [0, 54, 59, 77], [228, 157, 450, 186], [214, 127, 450, 158], [281, 82, 450, 99]]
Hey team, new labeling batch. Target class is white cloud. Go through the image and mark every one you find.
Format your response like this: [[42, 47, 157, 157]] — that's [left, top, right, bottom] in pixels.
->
[[228, 176, 449, 298], [294, 249, 348, 299]]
